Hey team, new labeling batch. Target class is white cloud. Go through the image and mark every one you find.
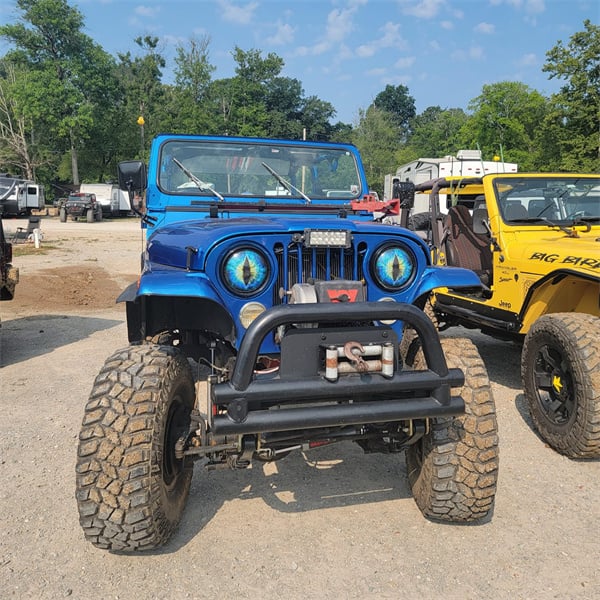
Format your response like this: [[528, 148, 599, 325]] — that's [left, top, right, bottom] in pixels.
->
[[134, 5, 159, 18], [325, 6, 357, 43], [395, 56, 416, 69], [441, 21, 453, 30], [379, 22, 406, 47], [469, 46, 484, 59], [489, 0, 545, 13], [295, 3, 362, 57], [517, 52, 538, 67], [217, 0, 258, 25], [475, 22, 495, 34], [451, 46, 484, 61], [526, 0, 545, 14], [354, 21, 407, 58], [266, 22, 295, 46], [399, 0, 446, 19], [356, 44, 377, 58]]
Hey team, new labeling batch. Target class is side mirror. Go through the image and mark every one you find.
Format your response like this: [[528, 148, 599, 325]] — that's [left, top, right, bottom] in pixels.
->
[[117, 160, 156, 226], [118, 161, 147, 193], [392, 180, 415, 209]]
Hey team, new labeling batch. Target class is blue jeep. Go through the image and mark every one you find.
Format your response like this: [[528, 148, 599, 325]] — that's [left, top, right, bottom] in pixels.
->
[[76, 134, 499, 551]]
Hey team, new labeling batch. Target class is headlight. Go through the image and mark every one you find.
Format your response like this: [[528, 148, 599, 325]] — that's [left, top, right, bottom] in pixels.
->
[[222, 247, 270, 296], [371, 244, 416, 291], [239, 302, 266, 328]]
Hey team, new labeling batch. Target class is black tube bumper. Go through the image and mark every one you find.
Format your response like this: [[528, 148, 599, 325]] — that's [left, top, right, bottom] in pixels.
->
[[211, 302, 465, 436]]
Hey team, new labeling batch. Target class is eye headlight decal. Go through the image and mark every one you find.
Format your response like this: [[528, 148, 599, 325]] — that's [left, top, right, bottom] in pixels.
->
[[371, 244, 416, 291], [222, 247, 270, 296]]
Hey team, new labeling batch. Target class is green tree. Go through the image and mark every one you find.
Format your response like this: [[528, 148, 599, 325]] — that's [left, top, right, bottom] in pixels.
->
[[205, 47, 336, 140], [463, 82, 548, 170], [0, 0, 119, 184], [298, 95, 336, 141], [165, 35, 216, 135], [400, 106, 470, 163], [0, 60, 45, 179], [117, 36, 167, 158], [351, 106, 400, 196], [542, 19, 600, 171], [373, 84, 416, 139]]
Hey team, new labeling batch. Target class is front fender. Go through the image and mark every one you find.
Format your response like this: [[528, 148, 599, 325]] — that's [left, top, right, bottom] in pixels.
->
[[413, 266, 481, 299], [119, 269, 225, 304]]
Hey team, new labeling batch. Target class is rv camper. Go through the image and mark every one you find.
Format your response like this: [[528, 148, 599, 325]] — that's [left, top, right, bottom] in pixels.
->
[[79, 183, 131, 217], [384, 150, 518, 215], [0, 176, 45, 216]]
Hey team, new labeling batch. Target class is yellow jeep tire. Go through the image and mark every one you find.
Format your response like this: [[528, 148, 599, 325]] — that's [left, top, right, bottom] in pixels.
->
[[522, 313, 600, 458]]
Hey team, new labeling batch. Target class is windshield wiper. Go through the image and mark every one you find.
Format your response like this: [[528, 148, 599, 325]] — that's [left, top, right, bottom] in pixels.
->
[[261, 162, 311, 205], [172, 158, 224, 202], [507, 216, 585, 237]]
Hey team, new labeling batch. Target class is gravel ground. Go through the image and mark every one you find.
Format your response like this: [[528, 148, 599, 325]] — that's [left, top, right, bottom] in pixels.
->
[[1, 216, 598, 600]]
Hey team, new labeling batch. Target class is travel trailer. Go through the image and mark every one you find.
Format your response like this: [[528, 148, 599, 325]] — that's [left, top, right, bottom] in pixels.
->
[[0, 176, 46, 216], [384, 150, 518, 214], [79, 183, 131, 217]]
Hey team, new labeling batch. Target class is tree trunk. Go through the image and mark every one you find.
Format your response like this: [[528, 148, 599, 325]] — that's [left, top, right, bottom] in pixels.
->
[[70, 129, 79, 185]]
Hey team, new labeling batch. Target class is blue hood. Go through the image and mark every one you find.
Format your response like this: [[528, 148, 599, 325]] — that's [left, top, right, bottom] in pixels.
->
[[147, 216, 430, 270]]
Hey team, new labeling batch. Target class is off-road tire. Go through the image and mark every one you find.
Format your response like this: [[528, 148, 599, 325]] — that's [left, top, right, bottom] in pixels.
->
[[86, 207, 95, 222], [76, 344, 195, 551], [59, 207, 67, 223], [400, 297, 439, 366], [522, 313, 600, 458], [408, 211, 432, 232], [405, 337, 499, 521], [96, 207, 103, 221]]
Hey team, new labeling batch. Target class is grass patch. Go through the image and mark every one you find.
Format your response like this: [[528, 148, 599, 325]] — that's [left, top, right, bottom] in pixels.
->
[[12, 243, 60, 257]]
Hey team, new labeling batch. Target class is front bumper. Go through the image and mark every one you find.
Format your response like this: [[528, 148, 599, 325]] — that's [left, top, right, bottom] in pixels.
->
[[65, 203, 90, 217], [210, 302, 465, 435]]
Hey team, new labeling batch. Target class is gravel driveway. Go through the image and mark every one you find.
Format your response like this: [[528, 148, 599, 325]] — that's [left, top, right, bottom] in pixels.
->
[[1, 216, 598, 599]]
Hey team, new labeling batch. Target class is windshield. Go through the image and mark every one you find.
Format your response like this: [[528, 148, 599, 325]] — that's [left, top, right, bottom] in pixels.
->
[[493, 176, 600, 224], [157, 139, 361, 201]]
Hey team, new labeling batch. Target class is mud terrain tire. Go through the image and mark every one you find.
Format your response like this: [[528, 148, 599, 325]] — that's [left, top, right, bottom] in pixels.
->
[[76, 344, 195, 551], [59, 207, 66, 223], [522, 313, 600, 458], [407, 211, 432, 232], [405, 337, 499, 521]]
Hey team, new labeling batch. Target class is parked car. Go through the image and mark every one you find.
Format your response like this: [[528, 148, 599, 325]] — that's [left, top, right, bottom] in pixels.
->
[[60, 192, 102, 222], [0, 210, 19, 314], [412, 173, 600, 458], [75, 134, 500, 551]]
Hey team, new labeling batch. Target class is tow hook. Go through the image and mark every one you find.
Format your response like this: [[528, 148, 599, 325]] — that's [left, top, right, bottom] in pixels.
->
[[343, 341, 369, 372]]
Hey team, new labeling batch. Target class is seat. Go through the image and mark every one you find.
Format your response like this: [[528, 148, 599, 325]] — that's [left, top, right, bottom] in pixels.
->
[[444, 204, 493, 286], [472, 206, 489, 236], [13, 216, 41, 243], [528, 199, 557, 219], [504, 201, 528, 221]]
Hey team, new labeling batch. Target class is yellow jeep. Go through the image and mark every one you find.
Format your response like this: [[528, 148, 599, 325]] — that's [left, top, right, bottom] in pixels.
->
[[412, 173, 600, 458]]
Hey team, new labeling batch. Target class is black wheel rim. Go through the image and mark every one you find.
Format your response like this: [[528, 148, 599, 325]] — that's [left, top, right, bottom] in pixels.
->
[[532, 343, 575, 427], [163, 393, 189, 489]]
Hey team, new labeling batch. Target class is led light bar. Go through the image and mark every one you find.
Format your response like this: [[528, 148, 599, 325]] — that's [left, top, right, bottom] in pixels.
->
[[304, 229, 351, 248]]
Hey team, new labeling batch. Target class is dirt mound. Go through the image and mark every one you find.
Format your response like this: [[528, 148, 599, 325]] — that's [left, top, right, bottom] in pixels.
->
[[16, 265, 129, 310]]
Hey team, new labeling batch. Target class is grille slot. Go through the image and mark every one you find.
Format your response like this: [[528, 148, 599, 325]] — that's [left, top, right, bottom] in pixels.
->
[[274, 240, 366, 304]]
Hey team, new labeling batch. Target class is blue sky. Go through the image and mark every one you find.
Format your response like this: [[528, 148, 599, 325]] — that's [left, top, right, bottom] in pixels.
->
[[1, 0, 597, 123]]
